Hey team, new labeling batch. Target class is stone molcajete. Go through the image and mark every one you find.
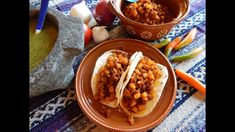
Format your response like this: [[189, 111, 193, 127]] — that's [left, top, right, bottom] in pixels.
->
[[30, 7, 84, 97]]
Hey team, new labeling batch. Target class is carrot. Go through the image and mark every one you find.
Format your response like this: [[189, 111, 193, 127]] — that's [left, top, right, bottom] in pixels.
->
[[164, 36, 182, 57], [174, 28, 197, 50], [175, 69, 206, 95]]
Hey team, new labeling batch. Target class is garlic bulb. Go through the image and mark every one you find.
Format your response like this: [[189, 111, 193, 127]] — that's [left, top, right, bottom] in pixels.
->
[[92, 26, 109, 43]]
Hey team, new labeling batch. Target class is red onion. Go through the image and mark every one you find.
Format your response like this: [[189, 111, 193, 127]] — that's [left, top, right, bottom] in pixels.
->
[[93, 0, 116, 26]]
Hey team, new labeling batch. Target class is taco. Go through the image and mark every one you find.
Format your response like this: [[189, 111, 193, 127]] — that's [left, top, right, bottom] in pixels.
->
[[119, 52, 169, 117], [91, 50, 141, 108]]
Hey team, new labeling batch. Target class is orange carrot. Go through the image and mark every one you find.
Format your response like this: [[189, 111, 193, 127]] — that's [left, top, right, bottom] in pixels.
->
[[164, 36, 182, 57], [175, 69, 206, 95]]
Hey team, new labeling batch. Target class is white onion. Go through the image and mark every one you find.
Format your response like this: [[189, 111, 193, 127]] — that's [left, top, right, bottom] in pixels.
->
[[69, 1, 92, 24]]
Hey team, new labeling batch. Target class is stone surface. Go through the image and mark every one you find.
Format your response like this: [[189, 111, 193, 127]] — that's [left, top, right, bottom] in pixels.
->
[[30, 7, 84, 97]]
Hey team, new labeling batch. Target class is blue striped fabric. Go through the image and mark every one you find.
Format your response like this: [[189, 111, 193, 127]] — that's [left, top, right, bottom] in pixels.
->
[[29, 0, 206, 131]]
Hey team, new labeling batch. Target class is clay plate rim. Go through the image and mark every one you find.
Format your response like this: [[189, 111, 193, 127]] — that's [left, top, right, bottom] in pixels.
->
[[75, 38, 177, 132]]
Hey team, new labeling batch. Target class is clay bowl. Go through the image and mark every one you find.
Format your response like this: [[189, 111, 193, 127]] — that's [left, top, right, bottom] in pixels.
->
[[75, 38, 177, 131], [107, 0, 190, 41]]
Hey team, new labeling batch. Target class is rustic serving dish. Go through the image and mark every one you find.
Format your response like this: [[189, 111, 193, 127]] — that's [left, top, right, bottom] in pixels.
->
[[107, 0, 190, 40], [75, 38, 177, 131]]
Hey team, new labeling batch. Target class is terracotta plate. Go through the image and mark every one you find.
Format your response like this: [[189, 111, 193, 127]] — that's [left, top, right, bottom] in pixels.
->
[[75, 38, 177, 132]]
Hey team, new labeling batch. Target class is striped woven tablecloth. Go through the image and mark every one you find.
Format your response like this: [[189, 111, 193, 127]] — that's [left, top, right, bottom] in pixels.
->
[[29, 0, 206, 131]]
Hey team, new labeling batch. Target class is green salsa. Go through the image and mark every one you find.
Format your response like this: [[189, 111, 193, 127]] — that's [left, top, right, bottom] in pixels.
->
[[30, 19, 58, 71]]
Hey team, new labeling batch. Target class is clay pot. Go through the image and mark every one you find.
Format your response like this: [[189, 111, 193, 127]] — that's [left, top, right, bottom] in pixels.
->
[[106, 0, 190, 40]]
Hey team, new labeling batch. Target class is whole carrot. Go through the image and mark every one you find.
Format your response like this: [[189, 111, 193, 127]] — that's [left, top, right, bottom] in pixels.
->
[[174, 28, 197, 50], [164, 36, 182, 57], [175, 69, 206, 95]]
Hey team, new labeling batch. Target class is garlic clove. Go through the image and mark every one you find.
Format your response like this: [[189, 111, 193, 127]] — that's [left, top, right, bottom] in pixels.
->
[[92, 26, 109, 43]]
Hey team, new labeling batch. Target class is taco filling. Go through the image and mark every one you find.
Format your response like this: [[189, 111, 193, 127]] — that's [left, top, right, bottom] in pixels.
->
[[92, 50, 131, 107], [119, 54, 168, 125], [122, 56, 162, 113]]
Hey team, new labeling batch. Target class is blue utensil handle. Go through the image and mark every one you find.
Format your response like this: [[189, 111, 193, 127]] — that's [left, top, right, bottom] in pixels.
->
[[126, 0, 138, 3], [36, 0, 49, 32]]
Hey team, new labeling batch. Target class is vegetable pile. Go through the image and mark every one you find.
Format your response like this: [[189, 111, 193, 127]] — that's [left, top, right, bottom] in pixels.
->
[[153, 27, 204, 62], [69, 0, 116, 47], [153, 28, 205, 95]]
